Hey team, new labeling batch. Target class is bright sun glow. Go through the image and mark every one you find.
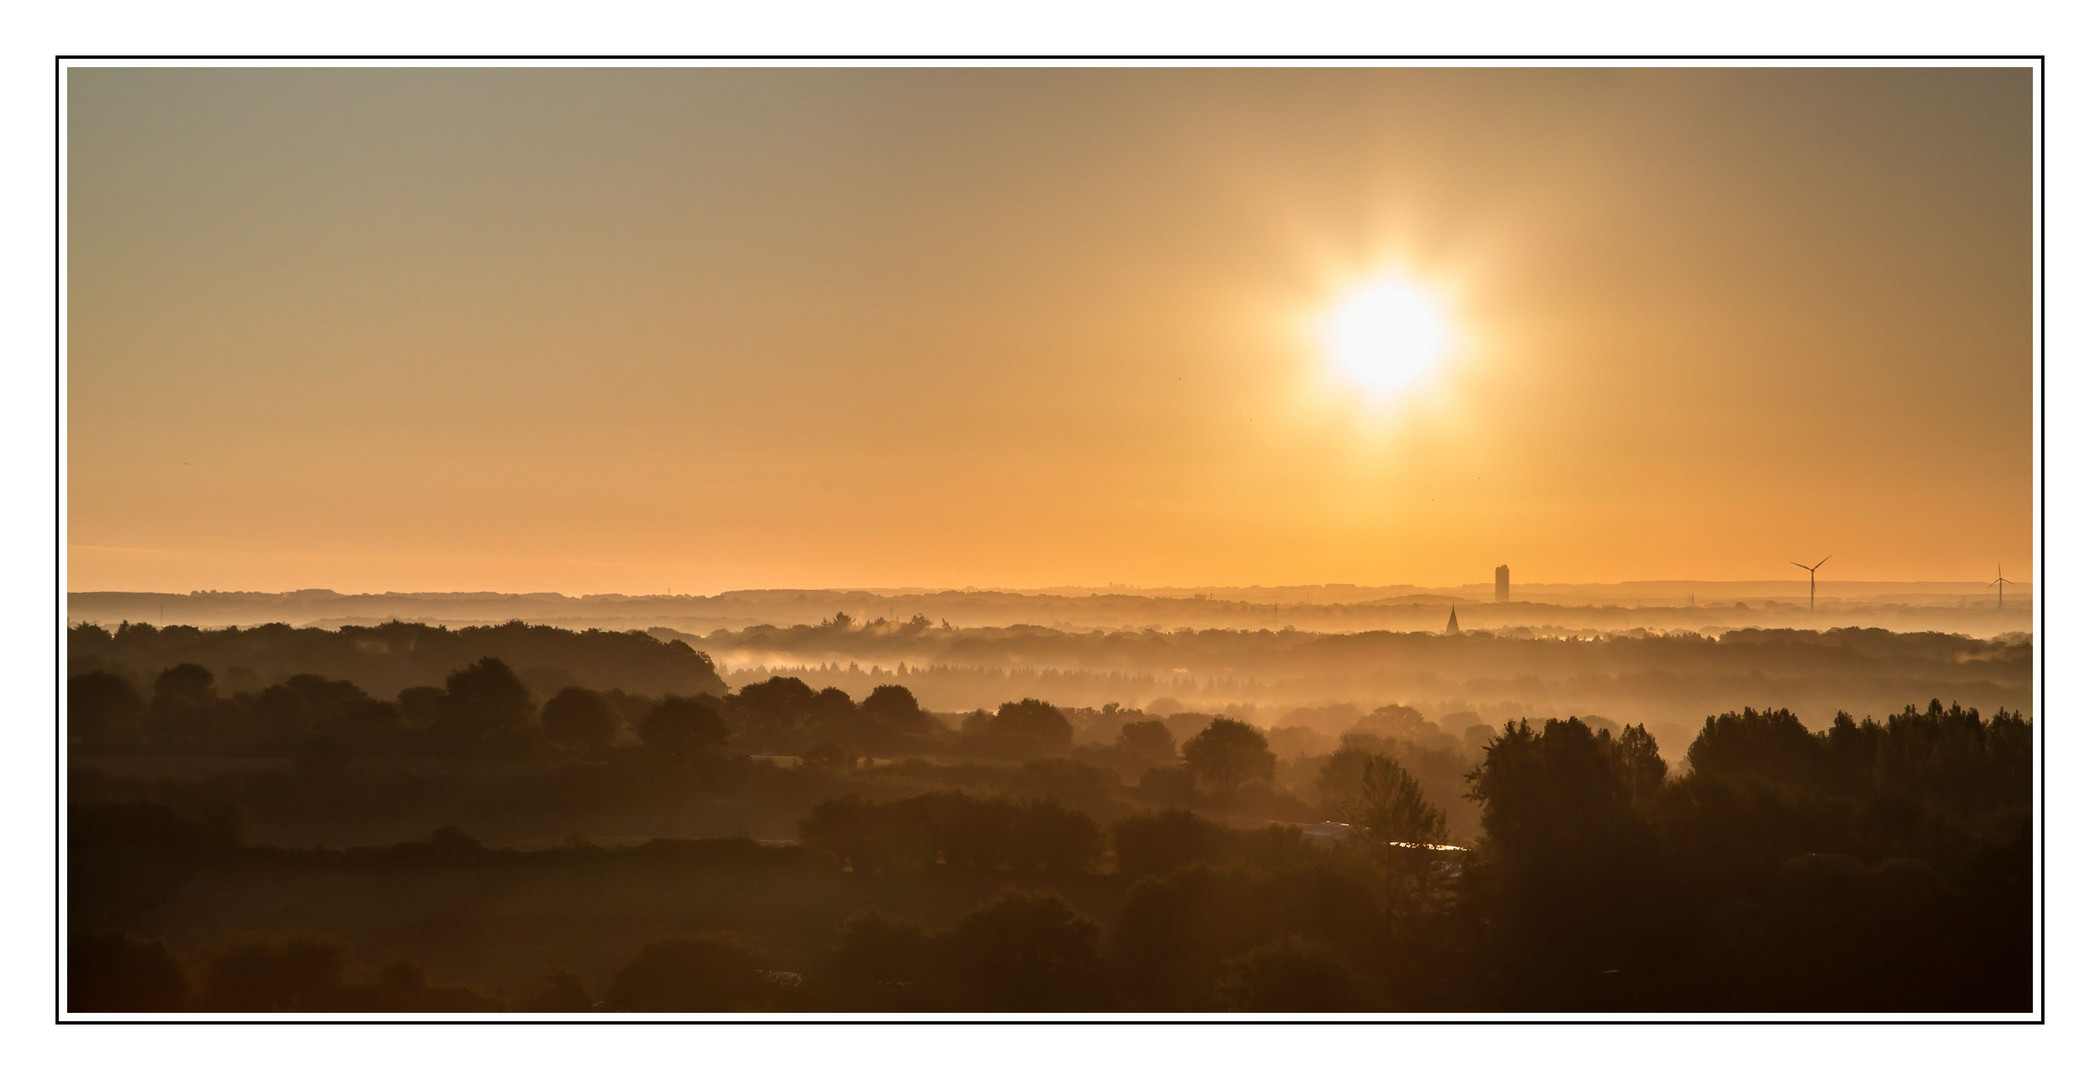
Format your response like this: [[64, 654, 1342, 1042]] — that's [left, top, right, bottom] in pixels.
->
[[1321, 276, 1452, 398]]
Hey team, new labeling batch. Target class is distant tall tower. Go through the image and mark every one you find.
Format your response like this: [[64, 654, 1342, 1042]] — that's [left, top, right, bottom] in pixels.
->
[[1494, 565, 1510, 604], [1445, 605, 1460, 635]]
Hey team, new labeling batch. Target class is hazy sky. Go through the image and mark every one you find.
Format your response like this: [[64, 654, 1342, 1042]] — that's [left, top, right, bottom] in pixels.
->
[[66, 66, 2033, 593]]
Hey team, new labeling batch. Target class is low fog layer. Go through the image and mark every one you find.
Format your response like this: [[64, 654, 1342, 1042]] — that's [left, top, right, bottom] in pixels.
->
[[69, 582, 2032, 639], [71, 602, 2030, 763]]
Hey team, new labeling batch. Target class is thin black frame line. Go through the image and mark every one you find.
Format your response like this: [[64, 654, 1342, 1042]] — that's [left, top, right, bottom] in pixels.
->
[[55, 54, 2046, 61], [51, 54, 2047, 1026]]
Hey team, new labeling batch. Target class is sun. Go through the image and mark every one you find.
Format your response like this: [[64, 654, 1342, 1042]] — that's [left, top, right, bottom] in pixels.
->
[[1321, 275, 1453, 398]]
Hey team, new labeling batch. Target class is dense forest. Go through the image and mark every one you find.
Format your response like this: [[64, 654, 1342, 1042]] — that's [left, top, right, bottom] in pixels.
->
[[67, 622, 2031, 1013], [68, 616, 2032, 762]]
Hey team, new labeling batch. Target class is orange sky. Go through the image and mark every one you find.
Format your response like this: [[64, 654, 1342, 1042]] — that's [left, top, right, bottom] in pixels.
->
[[65, 66, 2034, 594]]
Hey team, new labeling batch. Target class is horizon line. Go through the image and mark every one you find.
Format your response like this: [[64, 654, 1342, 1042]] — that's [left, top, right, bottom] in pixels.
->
[[65, 578, 2034, 600]]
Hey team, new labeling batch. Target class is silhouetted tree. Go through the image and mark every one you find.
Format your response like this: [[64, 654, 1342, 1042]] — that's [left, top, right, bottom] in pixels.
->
[[1350, 755, 1454, 927], [1464, 717, 1669, 1007], [732, 676, 818, 749], [1349, 703, 1437, 743], [151, 661, 215, 702], [68, 671, 144, 752], [541, 686, 619, 756], [145, 662, 221, 749], [253, 673, 398, 760], [1608, 723, 1669, 807], [1114, 719, 1177, 762], [638, 695, 727, 759], [434, 657, 534, 754], [862, 683, 935, 734], [1687, 706, 1821, 790], [1358, 755, 1448, 846], [1182, 718, 1276, 797], [990, 698, 1073, 750]]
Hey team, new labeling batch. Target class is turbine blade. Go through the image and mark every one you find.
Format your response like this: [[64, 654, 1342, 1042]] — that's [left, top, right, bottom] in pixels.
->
[[1791, 562, 1810, 571], [1813, 556, 1830, 570]]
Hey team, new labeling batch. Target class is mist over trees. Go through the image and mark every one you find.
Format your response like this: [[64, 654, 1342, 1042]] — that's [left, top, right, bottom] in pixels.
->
[[67, 617, 2031, 765], [689, 620, 2030, 758], [66, 620, 2031, 1014], [66, 584, 2035, 642]]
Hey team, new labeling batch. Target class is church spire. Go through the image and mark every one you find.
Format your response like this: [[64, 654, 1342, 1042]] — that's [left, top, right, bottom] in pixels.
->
[[1445, 604, 1460, 635]]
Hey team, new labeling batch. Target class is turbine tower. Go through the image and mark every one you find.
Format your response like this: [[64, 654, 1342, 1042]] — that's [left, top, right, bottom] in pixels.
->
[[1791, 556, 1830, 612], [1989, 563, 2010, 610]]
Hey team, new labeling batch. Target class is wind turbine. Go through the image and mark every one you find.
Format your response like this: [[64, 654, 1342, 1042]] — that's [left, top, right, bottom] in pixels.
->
[[1989, 563, 2010, 610], [1791, 556, 1830, 612]]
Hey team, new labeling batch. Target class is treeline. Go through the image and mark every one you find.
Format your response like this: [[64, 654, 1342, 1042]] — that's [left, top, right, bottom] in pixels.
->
[[1462, 700, 2030, 1010], [64, 644, 1567, 851], [69, 620, 728, 701], [695, 620, 2030, 752], [62, 701, 1322, 851], [66, 636, 1359, 812], [691, 620, 2029, 692], [67, 649, 942, 762]]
